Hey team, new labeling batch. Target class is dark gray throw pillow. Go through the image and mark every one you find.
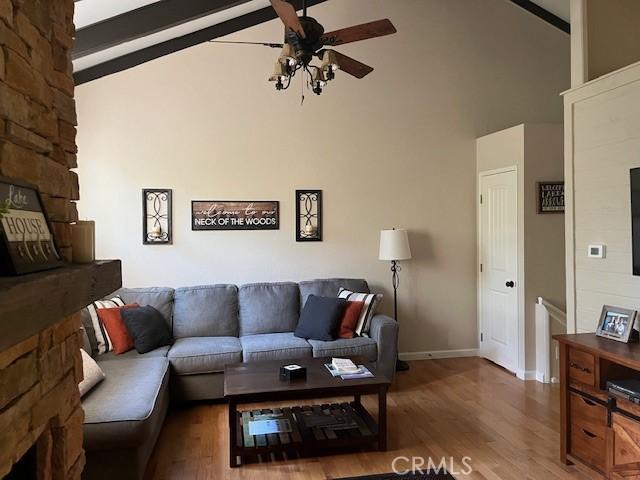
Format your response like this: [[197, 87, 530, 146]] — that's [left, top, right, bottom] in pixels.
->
[[121, 305, 174, 354], [294, 295, 348, 341]]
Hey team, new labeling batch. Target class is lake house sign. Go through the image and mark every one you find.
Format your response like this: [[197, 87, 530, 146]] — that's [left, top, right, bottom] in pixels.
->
[[0, 177, 62, 275]]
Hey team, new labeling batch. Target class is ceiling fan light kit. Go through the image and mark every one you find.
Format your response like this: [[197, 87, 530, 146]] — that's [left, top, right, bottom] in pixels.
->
[[211, 0, 397, 98], [279, 43, 297, 67], [321, 50, 339, 80], [268, 61, 289, 87]]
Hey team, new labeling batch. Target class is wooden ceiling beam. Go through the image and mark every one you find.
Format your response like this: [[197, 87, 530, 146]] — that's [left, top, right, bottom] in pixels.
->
[[73, 0, 327, 85], [73, 0, 253, 59], [508, 0, 570, 34]]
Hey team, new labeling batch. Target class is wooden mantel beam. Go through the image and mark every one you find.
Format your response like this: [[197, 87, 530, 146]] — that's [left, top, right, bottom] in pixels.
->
[[0, 260, 122, 351]]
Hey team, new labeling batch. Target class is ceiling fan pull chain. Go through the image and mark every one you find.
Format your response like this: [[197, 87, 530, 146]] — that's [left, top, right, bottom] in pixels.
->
[[300, 71, 305, 106]]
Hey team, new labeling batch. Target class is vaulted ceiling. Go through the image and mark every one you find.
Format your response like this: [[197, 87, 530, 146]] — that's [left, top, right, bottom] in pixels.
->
[[72, 0, 570, 85]]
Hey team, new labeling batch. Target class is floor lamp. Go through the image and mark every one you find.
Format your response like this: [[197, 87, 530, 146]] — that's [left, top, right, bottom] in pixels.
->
[[379, 228, 412, 372]]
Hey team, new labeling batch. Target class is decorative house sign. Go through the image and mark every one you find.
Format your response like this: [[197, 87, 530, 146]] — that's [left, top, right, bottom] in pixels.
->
[[143, 189, 172, 244], [191, 201, 279, 231], [296, 190, 322, 241], [0, 176, 62, 275], [537, 182, 564, 214]]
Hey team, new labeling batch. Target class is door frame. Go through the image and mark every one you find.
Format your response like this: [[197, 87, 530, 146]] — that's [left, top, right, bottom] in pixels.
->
[[477, 166, 524, 377]]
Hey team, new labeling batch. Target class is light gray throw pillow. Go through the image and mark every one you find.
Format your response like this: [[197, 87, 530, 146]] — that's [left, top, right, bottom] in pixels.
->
[[79, 349, 106, 397]]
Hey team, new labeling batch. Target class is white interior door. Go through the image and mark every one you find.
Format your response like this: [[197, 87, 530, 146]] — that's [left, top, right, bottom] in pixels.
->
[[479, 169, 518, 372]]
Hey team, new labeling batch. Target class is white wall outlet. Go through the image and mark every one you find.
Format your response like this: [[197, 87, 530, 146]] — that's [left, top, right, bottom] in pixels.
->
[[588, 244, 606, 258]]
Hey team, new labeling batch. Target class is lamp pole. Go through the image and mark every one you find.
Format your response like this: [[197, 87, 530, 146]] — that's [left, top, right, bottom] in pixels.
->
[[379, 228, 411, 373], [390, 260, 410, 372]]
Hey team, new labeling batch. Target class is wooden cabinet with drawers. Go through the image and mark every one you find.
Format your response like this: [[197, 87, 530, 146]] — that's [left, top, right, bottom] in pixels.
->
[[569, 348, 596, 387], [555, 334, 640, 479]]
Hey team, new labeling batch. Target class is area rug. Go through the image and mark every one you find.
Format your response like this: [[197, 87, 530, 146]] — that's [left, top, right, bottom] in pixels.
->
[[335, 470, 455, 480]]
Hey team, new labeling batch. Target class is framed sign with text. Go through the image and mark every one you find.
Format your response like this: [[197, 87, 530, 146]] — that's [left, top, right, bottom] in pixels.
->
[[191, 200, 280, 231], [537, 182, 564, 214], [0, 176, 63, 275]]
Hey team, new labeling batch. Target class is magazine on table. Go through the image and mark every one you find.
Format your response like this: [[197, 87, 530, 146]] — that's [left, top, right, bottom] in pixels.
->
[[248, 419, 292, 435], [324, 363, 374, 379]]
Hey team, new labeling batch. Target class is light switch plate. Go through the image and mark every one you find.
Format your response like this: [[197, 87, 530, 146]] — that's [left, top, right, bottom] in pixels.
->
[[588, 244, 605, 258]]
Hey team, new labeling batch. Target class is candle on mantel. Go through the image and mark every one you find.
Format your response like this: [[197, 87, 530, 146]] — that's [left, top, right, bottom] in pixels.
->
[[71, 221, 95, 264]]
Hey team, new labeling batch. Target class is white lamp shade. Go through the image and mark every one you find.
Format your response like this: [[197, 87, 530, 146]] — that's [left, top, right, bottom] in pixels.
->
[[379, 229, 412, 261]]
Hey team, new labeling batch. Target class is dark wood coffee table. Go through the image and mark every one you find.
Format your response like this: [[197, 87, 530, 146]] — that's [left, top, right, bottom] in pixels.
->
[[224, 357, 390, 467]]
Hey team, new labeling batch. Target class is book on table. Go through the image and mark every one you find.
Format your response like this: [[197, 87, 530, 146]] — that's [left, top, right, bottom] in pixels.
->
[[331, 357, 360, 373]]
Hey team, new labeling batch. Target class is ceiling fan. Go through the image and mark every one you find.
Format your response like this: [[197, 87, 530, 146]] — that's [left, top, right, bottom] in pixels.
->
[[210, 0, 397, 96]]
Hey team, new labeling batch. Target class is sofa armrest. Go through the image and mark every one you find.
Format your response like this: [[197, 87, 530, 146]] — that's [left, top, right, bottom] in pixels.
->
[[369, 314, 398, 381]]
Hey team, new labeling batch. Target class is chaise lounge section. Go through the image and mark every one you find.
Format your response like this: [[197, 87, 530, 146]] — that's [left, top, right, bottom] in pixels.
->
[[80, 278, 398, 480]]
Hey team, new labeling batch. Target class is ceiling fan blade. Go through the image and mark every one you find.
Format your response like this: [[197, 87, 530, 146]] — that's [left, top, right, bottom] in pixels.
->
[[270, 0, 306, 38], [321, 19, 396, 46], [209, 40, 284, 48], [331, 51, 374, 79]]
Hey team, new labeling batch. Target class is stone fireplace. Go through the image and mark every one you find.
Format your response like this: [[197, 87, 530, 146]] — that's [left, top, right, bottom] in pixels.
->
[[0, 314, 86, 479], [0, 1, 121, 479]]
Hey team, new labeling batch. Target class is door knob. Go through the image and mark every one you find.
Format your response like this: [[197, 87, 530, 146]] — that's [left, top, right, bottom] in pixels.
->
[[506, 281, 515, 288]]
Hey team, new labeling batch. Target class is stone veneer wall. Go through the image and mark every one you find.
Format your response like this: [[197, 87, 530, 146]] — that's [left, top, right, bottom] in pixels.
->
[[0, 0, 84, 478], [0, 0, 78, 261], [0, 314, 85, 478]]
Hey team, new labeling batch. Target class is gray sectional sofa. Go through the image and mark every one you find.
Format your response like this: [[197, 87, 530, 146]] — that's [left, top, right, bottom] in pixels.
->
[[80, 278, 399, 480]]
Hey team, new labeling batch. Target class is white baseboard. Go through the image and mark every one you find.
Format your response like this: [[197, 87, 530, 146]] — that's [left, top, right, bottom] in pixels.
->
[[398, 349, 479, 361], [516, 369, 537, 381], [535, 371, 559, 384]]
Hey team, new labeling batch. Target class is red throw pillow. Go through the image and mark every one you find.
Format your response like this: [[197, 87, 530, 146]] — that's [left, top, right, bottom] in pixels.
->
[[338, 301, 365, 339], [97, 304, 139, 354]]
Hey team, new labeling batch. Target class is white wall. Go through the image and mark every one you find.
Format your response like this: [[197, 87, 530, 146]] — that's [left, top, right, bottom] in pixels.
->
[[587, 0, 640, 81], [75, 0, 570, 355], [564, 61, 640, 333], [476, 124, 565, 375], [570, 0, 640, 86]]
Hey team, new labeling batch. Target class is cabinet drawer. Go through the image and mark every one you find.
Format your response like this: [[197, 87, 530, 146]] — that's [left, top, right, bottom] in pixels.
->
[[570, 392, 607, 437], [569, 348, 596, 386], [612, 412, 640, 471], [570, 422, 606, 472]]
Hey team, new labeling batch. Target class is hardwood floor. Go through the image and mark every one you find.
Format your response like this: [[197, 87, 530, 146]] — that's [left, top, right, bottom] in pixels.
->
[[145, 357, 597, 480]]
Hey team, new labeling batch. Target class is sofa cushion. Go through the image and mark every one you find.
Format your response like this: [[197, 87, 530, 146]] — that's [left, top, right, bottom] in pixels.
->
[[80, 326, 92, 354], [294, 295, 347, 341], [239, 282, 300, 336], [122, 306, 174, 354], [337, 288, 382, 336], [338, 301, 365, 339], [307, 337, 378, 362], [96, 304, 138, 355], [83, 357, 169, 450], [97, 345, 170, 362], [240, 332, 312, 362], [79, 349, 105, 397], [299, 278, 370, 309], [168, 337, 242, 375], [114, 287, 175, 327], [173, 285, 238, 338], [81, 296, 125, 356]]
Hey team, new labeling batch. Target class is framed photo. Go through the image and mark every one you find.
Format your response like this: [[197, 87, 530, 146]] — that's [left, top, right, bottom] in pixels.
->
[[0, 176, 63, 275], [537, 182, 564, 214], [596, 305, 638, 343]]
